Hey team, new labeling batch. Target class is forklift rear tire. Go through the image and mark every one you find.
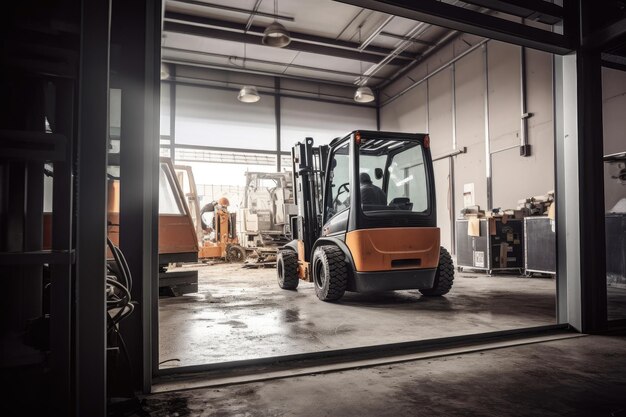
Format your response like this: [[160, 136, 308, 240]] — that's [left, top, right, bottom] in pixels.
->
[[419, 247, 454, 296], [277, 250, 299, 290], [312, 245, 347, 302]]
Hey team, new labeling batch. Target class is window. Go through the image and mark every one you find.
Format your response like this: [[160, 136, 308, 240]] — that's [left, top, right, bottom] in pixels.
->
[[326, 141, 350, 218], [159, 162, 185, 215], [358, 139, 429, 213], [387, 143, 428, 212]]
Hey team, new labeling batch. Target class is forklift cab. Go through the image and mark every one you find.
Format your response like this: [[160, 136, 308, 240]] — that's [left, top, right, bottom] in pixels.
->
[[322, 131, 436, 238]]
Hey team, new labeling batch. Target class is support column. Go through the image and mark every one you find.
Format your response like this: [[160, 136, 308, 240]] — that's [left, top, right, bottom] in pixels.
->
[[75, 0, 111, 415], [113, 0, 161, 393], [576, 49, 607, 332], [275, 77, 281, 171]]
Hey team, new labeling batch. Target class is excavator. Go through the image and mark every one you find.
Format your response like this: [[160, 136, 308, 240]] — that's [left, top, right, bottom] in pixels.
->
[[277, 130, 454, 302]]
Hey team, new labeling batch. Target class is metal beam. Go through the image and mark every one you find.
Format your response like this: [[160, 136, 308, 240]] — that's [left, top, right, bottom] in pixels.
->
[[576, 51, 607, 332], [163, 58, 360, 88], [75, 0, 110, 414], [459, 0, 563, 25], [379, 31, 435, 46], [333, 0, 573, 55], [169, 0, 295, 22], [164, 75, 376, 108], [359, 15, 394, 50], [164, 13, 416, 63], [113, 0, 161, 393], [163, 46, 389, 81], [583, 17, 626, 51]]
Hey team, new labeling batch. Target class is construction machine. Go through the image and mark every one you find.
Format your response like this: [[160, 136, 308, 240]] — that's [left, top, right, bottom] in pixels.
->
[[198, 197, 246, 262], [174, 165, 247, 263], [240, 171, 298, 263], [277, 131, 454, 301]]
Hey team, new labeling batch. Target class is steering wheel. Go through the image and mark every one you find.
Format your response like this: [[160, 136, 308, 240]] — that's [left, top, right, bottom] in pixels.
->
[[332, 182, 350, 208]]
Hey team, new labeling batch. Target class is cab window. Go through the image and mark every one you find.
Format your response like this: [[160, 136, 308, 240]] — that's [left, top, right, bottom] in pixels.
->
[[326, 142, 350, 218]]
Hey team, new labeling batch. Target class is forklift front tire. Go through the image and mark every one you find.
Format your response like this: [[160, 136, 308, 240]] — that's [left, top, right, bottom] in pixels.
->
[[226, 245, 246, 263], [312, 245, 348, 302], [277, 250, 299, 290], [419, 246, 454, 296]]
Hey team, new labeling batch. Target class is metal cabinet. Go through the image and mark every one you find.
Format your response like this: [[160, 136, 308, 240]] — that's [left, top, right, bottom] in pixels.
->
[[523, 217, 556, 275], [456, 218, 524, 274]]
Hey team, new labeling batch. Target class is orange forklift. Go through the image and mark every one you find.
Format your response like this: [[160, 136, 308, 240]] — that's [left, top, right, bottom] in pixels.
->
[[277, 131, 454, 301]]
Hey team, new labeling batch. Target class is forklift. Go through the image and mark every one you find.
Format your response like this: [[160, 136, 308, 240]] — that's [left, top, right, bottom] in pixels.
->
[[277, 130, 454, 301]]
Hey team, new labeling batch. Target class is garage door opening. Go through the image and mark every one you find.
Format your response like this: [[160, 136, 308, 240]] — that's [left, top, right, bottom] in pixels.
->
[[153, 0, 562, 373]]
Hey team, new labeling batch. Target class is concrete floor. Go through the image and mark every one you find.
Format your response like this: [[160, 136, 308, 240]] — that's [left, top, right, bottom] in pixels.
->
[[159, 264, 557, 368], [144, 334, 626, 417]]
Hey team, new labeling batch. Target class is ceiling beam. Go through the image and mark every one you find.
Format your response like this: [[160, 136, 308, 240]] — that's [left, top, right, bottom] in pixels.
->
[[164, 12, 417, 64], [168, 0, 294, 22], [333, 0, 573, 55], [459, 0, 563, 25], [162, 46, 389, 81], [583, 17, 626, 51], [163, 58, 361, 88], [379, 31, 435, 46]]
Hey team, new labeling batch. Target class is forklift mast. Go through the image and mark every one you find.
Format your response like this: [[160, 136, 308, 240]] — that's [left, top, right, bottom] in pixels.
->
[[291, 137, 328, 262]]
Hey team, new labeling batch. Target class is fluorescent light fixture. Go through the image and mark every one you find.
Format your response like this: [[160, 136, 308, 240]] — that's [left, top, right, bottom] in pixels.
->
[[263, 22, 291, 48], [238, 85, 261, 103], [354, 86, 375, 103]]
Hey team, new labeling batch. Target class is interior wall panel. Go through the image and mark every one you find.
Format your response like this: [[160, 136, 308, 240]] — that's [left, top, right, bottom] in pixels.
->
[[428, 68, 454, 156], [280, 98, 376, 151], [487, 41, 521, 152], [379, 83, 428, 132], [491, 48, 555, 209], [453, 47, 487, 212]]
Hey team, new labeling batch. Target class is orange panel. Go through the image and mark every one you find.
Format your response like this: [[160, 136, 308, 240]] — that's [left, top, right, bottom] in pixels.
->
[[199, 244, 223, 258], [158, 215, 199, 254], [345, 227, 440, 272]]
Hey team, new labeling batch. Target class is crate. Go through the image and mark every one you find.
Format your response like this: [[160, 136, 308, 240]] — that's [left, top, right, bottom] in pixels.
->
[[523, 216, 556, 275], [456, 218, 524, 274]]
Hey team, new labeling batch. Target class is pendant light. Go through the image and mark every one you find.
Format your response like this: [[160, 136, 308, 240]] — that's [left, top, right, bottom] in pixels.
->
[[238, 86, 260, 103], [262, 0, 291, 47], [237, 43, 261, 103], [354, 25, 375, 103]]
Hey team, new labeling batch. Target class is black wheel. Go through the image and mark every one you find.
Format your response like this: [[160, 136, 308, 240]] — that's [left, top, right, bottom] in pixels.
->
[[420, 246, 454, 296], [312, 245, 348, 301], [226, 245, 246, 263], [277, 250, 299, 290]]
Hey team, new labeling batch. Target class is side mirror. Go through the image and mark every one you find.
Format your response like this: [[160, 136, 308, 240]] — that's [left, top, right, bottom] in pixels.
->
[[374, 167, 383, 180]]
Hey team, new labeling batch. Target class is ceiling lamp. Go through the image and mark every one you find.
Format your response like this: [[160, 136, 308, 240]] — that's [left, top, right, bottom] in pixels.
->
[[263, 22, 291, 47], [238, 85, 260, 103], [354, 25, 375, 103], [354, 86, 375, 103], [263, 0, 291, 48]]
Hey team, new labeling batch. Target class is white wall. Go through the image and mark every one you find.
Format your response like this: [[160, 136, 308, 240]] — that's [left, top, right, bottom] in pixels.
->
[[381, 35, 556, 252], [381, 35, 554, 220], [280, 98, 376, 151]]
